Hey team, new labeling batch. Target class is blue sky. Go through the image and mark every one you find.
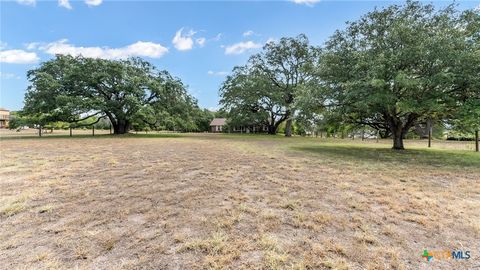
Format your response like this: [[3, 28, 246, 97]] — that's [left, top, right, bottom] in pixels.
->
[[1, 0, 479, 111]]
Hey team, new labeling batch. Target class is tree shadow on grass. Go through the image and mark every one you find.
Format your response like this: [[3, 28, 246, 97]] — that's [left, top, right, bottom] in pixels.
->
[[126, 133, 182, 138], [0, 133, 182, 141], [292, 144, 480, 169]]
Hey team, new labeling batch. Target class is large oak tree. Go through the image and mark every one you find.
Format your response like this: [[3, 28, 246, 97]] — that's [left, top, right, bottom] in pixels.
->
[[316, 1, 478, 149], [23, 55, 198, 134], [220, 34, 319, 136], [449, 9, 480, 151]]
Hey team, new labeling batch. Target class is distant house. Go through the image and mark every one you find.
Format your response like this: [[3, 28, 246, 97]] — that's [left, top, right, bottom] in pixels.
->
[[0, 108, 10, 128], [210, 118, 226, 133], [209, 117, 269, 133], [231, 124, 268, 133]]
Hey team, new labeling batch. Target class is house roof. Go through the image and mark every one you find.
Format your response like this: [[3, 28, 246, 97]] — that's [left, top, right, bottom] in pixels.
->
[[210, 118, 226, 126], [0, 108, 9, 112]]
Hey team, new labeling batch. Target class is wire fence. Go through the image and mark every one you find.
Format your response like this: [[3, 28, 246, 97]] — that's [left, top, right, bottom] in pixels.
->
[[0, 128, 478, 152]]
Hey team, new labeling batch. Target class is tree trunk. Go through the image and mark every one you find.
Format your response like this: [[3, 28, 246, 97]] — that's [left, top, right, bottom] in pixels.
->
[[392, 133, 404, 150], [113, 119, 130, 134], [267, 125, 277, 135], [390, 119, 405, 150], [390, 122, 410, 150], [285, 118, 292, 137], [388, 113, 418, 150]]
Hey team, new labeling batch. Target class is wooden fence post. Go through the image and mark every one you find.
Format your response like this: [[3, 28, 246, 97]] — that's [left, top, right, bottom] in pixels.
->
[[92, 126, 95, 136], [428, 128, 432, 148], [38, 127, 42, 137], [70, 127, 72, 137], [109, 124, 112, 135], [476, 130, 479, 152], [427, 118, 432, 148]]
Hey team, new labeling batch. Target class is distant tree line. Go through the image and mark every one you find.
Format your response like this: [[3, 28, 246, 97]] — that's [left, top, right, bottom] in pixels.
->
[[219, 1, 479, 150]]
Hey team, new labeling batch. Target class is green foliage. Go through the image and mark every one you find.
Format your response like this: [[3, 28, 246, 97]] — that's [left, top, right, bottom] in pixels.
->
[[293, 143, 480, 169], [307, 1, 479, 149], [451, 99, 480, 134], [8, 111, 51, 130], [446, 8, 480, 137], [214, 110, 228, 118], [194, 109, 216, 132], [23, 55, 200, 134], [8, 114, 27, 130], [220, 34, 320, 135]]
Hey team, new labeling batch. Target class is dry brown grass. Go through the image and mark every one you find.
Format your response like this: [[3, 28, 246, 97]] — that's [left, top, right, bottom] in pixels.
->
[[0, 134, 479, 269]]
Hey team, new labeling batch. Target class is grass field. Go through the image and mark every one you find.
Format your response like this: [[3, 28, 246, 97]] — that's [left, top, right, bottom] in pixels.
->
[[1, 133, 479, 269]]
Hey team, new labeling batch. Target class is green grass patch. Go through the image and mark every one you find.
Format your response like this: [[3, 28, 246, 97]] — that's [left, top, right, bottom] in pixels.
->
[[292, 143, 480, 169]]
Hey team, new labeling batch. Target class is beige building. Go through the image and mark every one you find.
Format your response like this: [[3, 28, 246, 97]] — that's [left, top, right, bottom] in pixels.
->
[[0, 108, 10, 128], [210, 118, 226, 133], [209, 118, 269, 133]]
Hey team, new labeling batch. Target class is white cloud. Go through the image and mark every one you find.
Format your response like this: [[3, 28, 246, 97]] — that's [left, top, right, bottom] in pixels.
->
[[0, 49, 39, 64], [40, 39, 168, 59], [85, 0, 102, 6], [0, 72, 21, 79], [196, 37, 206, 47], [25, 42, 41, 50], [17, 0, 36, 6], [58, 0, 72, 9], [290, 0, 320, 6], [18, 0, 102, 8], [243, 30, 254, 37], [212, 33, 222, 42], [207, 70, 228, 76], [172, 28, 196, 51], [225, 41, 262, 55]]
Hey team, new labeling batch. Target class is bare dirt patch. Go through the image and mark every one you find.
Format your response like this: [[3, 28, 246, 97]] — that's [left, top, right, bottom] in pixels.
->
[[1, 135, 479, 269]]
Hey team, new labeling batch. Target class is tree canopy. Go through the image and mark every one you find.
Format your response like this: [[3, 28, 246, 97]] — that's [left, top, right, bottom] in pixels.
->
[[23, 55, 205, 134], [220, 34, 320, 135], [310, 1, 479, 149]]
